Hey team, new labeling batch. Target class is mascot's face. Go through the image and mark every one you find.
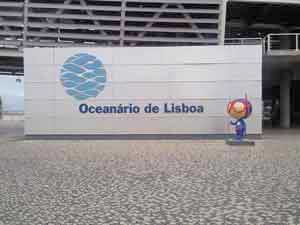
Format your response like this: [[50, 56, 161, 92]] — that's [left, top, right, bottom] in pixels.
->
[[227, 98, 252, 120]]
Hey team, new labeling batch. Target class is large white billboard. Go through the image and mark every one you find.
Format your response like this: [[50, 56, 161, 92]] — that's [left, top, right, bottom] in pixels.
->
[[24, 45, 262, 135]]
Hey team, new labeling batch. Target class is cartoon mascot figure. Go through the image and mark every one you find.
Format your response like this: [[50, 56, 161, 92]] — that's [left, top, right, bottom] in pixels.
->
[[227, 95, 252, 141]]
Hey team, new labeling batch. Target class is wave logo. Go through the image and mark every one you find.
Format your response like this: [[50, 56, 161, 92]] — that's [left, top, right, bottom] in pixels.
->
[[60, 53, 107, 101]]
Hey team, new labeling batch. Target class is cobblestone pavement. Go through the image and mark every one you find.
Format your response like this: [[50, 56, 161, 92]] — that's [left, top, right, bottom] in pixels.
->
[[0, 122, 300, 225]]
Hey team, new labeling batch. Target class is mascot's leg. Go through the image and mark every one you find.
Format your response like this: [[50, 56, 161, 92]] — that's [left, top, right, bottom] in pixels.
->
[[235, 119, 246, 141], [242, 120, 246, 138], [240, 119, 246, 139], [235, 126, 242, 140]]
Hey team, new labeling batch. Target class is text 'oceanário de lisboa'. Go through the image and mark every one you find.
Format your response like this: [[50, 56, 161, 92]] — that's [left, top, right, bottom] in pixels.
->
[[79, 103, 204, 114]]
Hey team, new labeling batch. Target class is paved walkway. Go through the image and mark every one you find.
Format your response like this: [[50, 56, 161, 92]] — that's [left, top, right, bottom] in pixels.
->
[[0, 121, 300, 225]]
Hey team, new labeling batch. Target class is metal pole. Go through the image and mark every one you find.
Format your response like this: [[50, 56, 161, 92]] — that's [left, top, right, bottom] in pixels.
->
[[23, 0, 29, 47], [218, 0, 227, 45], [262, 37, 265, 55], [267, 34, 271, 52], [296, 34, 298, 51], [120, 0, 126, 46]]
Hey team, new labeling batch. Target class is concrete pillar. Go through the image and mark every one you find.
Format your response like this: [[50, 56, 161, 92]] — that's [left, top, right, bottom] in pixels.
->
[[280, 74, 291, 128], [0, 96, 2, 120]]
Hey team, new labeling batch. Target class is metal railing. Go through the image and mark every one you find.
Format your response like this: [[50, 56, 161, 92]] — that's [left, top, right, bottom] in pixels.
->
[[265, 33, 300, 55], [225, 37, 266, 54], [225, 38, 263, 46], [225, 34, 300, 56]]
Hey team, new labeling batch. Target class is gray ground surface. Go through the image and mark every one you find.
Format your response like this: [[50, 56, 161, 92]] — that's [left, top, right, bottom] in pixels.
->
[[0, 120, 300, 225]]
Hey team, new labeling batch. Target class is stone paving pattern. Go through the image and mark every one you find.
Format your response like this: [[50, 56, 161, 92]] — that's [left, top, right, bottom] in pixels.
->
[[0, 121, 300, 225]]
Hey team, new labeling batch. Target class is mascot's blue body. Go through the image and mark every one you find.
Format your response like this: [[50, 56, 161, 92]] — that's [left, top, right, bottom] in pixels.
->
[[230, 119, 246, 140], [227, 96, 252, 141]]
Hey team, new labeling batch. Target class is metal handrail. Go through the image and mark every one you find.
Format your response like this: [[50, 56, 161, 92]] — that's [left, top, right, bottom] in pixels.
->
[[225, 34, 300, 56], [224, 37, 263, 45], [224, 37, 265, 54], [265, 33, 300, 53]]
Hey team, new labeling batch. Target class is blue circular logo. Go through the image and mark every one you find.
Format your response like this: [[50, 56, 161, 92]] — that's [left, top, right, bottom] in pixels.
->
[[60, 53, 107, 100]]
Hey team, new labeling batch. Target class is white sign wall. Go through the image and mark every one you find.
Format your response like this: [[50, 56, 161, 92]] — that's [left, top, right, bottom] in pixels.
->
[[24, 45, 262, 135]]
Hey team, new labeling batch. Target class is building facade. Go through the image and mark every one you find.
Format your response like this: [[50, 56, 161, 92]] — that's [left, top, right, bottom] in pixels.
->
[[1, 0, 300, 128]]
